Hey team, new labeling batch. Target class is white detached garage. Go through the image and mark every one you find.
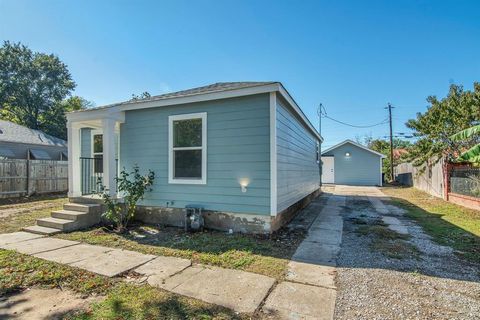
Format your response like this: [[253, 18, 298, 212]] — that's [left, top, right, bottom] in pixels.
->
[[321, 140, 386, 186]]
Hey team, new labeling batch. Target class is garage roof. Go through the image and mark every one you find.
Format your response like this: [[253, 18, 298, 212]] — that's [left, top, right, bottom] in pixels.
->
[[322, 139, 386, 158]]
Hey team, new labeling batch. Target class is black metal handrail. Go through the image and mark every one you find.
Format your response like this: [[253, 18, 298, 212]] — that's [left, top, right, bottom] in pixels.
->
[[80, 157, 118, 195]]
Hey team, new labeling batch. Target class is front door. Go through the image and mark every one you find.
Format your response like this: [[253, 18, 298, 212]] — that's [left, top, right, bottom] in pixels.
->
[[322, 156, 335, 184]]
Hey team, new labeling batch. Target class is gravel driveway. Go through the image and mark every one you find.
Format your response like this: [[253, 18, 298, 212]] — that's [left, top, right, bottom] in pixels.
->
[[334, 191, 480, 320]]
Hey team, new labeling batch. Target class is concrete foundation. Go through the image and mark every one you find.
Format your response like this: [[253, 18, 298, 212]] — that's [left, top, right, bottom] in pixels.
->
[[134, 188, 321, 234]]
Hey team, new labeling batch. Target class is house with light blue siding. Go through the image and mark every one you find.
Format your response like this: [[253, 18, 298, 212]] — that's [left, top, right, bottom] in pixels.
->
[[321, 140, 385, 186], [64, 82, 323, 233]]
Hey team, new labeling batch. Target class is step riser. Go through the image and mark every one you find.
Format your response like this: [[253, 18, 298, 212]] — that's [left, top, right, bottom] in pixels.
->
[[63, 204, 102, 214], [37, 219, 77, 231], [22, 226, 61, 235], [51, 211, 82, 221], [69, 197, 105, 205]]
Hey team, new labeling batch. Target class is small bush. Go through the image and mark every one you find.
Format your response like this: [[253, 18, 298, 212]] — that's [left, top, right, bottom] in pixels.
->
[[98, 165, 154, 232]]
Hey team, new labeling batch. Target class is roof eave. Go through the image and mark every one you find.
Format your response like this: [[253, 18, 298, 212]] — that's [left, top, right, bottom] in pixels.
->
[[67, 82, 323, 141]]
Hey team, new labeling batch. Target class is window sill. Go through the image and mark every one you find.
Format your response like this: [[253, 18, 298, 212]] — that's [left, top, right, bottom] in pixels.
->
[[168, 178, 206, 185]]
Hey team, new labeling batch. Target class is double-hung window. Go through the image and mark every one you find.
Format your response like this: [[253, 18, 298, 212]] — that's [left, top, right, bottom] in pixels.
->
[[168, 112, 207, 184]]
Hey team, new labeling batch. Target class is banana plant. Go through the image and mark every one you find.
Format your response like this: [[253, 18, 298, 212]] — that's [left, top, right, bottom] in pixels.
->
[[450, 124, 480, 163]]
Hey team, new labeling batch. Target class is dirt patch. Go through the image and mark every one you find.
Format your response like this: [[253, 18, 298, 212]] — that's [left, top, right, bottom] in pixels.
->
[[0, 288, 100, 319], [0, 202, 60, 219]]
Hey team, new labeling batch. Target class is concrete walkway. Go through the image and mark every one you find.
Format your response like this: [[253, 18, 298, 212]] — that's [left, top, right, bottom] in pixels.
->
[[262, 193, 345, 319]]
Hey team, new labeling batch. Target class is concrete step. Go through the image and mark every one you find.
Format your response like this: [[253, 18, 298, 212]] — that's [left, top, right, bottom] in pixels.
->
[[36, 217, 78, 232], [69, 196, 105, 205], [63, 203, 102, 214], [22, 225, 62, 235], [51, 209, 88, 221]]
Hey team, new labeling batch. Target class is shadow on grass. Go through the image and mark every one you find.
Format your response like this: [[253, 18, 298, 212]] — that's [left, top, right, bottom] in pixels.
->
[[49, 284, 243, 320], [385, 192, 480, 263], [0, 193, 66, 206], [338, 190, 479, 282]]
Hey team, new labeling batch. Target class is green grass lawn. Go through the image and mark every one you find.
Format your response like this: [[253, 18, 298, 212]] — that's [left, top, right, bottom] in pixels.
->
[[0, 250, 244, 319], [0, 194, 67, 233], [382, 186, 480, 263], [57, 224, 305, 279], [0, 195, 297, 318]]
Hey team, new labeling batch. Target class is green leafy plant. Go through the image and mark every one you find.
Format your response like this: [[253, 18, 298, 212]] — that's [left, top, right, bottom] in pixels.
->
[[98, 165, 154, 232], [450, 124, 480, 163]]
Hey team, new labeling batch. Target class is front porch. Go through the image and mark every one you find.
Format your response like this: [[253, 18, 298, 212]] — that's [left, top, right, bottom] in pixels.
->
[[67, 111, 125, 199]]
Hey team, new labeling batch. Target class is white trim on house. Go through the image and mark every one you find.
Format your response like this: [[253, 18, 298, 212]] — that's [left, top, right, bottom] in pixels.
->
[[379, 156, 383, 187], [66, 83, 322, 143], [269, 92, 277, 216], [321, 139, 386, 158], [168, 112, 207, 185]]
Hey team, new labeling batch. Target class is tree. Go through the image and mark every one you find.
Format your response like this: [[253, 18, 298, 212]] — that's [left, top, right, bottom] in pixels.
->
[[406, 83, 480, 167], [364, 137, 411, 181], [43, 96, 94, 139], [450, 124, 480, 163], [0, 41, 77, 138], [130, 91, 151, 101]]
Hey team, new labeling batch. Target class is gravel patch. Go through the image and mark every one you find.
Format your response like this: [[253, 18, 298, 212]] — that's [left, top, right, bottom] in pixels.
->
[[335, 196, 480, 320]]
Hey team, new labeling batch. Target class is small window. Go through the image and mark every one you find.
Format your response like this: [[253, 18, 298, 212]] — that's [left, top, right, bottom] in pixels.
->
[[316, 141, 320, 163], [169, 113, 207, 184], [91, 131, 103, 174]]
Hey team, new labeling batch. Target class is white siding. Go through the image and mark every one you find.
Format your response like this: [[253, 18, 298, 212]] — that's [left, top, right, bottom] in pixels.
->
[[276, 97, 320, 213]]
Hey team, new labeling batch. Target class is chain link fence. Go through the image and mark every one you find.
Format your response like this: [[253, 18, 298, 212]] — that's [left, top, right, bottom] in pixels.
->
[[450, 167, 480, 198]]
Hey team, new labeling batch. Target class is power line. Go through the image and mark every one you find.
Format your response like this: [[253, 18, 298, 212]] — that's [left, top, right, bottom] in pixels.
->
[[319, 104, 389, 128], [323, 115, 389, 128]]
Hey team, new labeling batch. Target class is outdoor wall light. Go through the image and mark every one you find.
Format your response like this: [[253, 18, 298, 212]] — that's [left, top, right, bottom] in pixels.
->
[[345, 152, 351, 157], [239, 178, 250, 193]]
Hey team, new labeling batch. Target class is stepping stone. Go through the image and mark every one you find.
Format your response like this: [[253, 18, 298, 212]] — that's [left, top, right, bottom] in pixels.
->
[[34, 244, 114, 264], [69, 248, 156, 277], [368, 197, 389, 214], [157, 265, 275, 313], [292, 242, 339, 266], [23, 225, 62, 235], [389, 224, 409, 235], [263, 281, 336, 320], [135, 256, 191, 283], [382, 216, 401, 225], [0, 237, 79, 255], [0, 232, 44, 245], [286, 261, 336, 288]]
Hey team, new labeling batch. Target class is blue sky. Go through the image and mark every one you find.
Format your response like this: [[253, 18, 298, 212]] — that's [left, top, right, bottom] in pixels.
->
[[1, 0, 479, 148]]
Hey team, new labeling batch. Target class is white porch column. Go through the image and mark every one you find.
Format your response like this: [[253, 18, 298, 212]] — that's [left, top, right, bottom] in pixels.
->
[[67, 122, 82, 197], [102, 118, 117, 197]]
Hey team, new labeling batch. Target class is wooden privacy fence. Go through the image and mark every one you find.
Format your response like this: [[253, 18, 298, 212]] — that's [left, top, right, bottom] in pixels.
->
[[0, 159, 68, 198], [394, 159, 445, 199]]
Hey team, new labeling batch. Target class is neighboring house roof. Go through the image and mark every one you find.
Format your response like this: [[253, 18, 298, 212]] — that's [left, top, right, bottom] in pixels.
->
[[322, 139, 386, 158], [0, 120, 67, 147], [393, 148, 409, 159], [67, 81, 323, 141]]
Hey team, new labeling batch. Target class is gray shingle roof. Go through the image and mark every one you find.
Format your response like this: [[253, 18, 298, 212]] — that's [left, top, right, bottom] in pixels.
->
[[0, 120, 67, 147], [82, 82, 278, 111]]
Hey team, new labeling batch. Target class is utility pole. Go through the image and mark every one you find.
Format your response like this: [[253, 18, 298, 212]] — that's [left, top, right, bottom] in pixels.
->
[[387, 103, 395, 182]]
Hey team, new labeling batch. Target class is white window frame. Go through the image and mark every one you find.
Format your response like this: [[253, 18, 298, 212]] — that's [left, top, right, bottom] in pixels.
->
[[168, 112, 207, 184], [316, 141, 320, 164], [91, 129, 103, 158], [91, 129, 104, 174]]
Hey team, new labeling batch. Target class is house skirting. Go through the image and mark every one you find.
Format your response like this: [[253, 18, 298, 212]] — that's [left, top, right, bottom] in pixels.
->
[[134, 188, 322, 234]]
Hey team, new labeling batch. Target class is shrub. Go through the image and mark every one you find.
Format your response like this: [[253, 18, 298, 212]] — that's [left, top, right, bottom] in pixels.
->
[[98, 165, 154, 232]]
